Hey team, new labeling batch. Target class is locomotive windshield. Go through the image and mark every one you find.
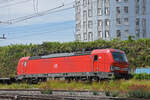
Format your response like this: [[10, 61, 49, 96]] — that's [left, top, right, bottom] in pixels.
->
[[111, 52, 128, 62]]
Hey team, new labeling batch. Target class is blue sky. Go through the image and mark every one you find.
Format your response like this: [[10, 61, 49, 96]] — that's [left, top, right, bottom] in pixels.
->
[[0, 0, 75, 46]]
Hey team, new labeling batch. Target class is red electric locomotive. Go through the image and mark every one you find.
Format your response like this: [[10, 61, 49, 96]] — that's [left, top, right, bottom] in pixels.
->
[[17, 49, 130, 82]]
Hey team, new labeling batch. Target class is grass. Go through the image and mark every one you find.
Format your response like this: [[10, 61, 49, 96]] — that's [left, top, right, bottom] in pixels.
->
[[0, 79, 150, 91], [0, 83, 39, 89], [1, 79, 150, 98]]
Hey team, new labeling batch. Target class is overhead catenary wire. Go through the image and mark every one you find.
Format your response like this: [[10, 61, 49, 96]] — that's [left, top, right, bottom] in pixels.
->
[[0, 1, 73, 24], [8, 4, 65, 24], [0, 0, 148, 35], [2, 0, 150, 25], [0, 0, 75, 42], [0, 6, 74, 25], [4, 1, 75, 24], [0, 1, 75, 34]]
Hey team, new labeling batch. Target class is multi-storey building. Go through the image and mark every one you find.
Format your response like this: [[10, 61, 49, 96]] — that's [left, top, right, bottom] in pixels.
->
[[75, 0, 150, 41]]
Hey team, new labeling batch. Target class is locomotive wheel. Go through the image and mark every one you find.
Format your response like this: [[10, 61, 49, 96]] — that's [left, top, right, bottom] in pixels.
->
[[75, 77, 80, 82], [27, 79, 39, 84], [65, 77, 71, 83], [87, 77, 92, 83], [42, 78, 47, 82], [93, 77, 99, 82]]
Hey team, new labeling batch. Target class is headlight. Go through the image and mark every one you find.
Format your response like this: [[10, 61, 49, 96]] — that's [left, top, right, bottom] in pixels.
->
[[111, 66, 120, 71]]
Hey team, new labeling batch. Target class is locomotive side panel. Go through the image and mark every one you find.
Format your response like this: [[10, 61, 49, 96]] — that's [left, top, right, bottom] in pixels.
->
[[48, 57, 67, 73], [104, 53, 114, 72], [92, 50, 113, 73], [26, 57, 66, 74], [98, 53, 106, 72], [66, 55, 92, 73], [26, 59, 49, 74], [25, 55, 92, 74]]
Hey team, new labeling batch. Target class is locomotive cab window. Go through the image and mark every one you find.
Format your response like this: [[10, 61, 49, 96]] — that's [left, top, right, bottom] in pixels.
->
[[112, 52, 128, 62], [23, 61, 27, 67], [94, 55, 98, 61]]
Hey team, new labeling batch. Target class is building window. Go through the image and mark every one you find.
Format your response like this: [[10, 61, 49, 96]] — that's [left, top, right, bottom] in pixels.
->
[[83, 0, 87, 7], [142, 18, 146, 37], [136, 0, 140, 15], [98, 20, 103, 32], [116, 18, 121, 25], [88, 20, 93, 29], [83, 33, 87, 40], [105, 7, 110, 15], [124, 6, 128, 14], [98, 31, 103, 38], [97, 0, 103, 8], [97, 8, 102, 16], [97, 0, 103, 16], [105, 30, 110, 38], [104, 0, 110, 15], [88, 0, 92, 9], [88, 9, 92, 17], [76, 22, 81, 32], [104, 0, 110, 6], [88, 32, 93, 41], [116, 7, 121, 14], [98, 20, 103, 27], [142, 0, 146, 15], [76, 12, 81, 21], [136, 29, 140, 38], [136, 18, 140, 38], [124, 30, 128, 38], [76, 1, 81, 13], [116, 30, 121, 39], [124, 0, 128, 3], [76, 34, 81, 41], [136, 18, 140, 27], [116, 0, 121, 2], [124, 18, 128, 25], [105, 19, 110, 26], [83, 21, 87, 32], [83, 10, 87, 21]]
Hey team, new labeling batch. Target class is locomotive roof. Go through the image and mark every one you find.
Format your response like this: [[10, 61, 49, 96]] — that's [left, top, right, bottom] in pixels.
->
[[28, 49, 124, 60], [29, 52, 91, 60]]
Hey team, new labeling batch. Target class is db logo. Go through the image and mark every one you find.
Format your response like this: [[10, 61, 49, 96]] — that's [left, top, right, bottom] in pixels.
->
[[99, 56, 102, 59], [54, 64, 58, 69]]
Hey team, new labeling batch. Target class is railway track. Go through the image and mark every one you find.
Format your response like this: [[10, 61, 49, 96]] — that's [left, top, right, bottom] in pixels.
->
[[0, 94, 122, 100], [0, 89, 144, 100], [0, 89, 112, 100], [0, 89, 104, 96]]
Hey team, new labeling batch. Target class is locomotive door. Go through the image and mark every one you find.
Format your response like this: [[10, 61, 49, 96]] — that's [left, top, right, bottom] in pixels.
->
[[93, 55, 99, 72]]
